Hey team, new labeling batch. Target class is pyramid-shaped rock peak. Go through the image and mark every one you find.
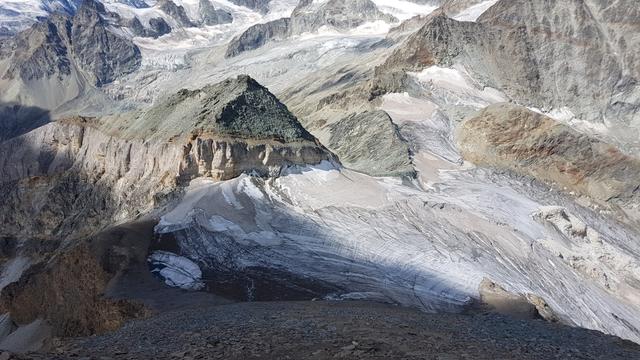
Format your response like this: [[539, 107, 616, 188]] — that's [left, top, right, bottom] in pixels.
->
[[103, 75, 316, 143]]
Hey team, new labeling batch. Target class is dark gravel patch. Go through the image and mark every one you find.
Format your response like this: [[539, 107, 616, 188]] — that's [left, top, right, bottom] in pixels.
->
[[17, 300, 640, 359]]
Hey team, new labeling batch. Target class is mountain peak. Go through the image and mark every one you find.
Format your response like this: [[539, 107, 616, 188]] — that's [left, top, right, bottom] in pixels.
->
[[101, 75, 316, 143]]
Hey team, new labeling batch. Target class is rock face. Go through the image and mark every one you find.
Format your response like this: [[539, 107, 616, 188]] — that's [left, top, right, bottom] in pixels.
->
[[328, 110, 414, 177], [70, 0, 142, 86], [198, 0, 233, 26], [0, 15, 73, 82], [157, 0, 196, 27], [289, 0, 396, 32], [381, 0, 640, 134], [225, 18, 291, 57], [226, 0, 396, 57], [148, 17, 172, 36], [125, 16, 172, 38], [456, 103, 640, 205], [0, 0, 141, 86]]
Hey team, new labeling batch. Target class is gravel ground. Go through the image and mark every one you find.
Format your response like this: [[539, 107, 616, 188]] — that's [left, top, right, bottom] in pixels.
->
[[18, 300, 640, 360]]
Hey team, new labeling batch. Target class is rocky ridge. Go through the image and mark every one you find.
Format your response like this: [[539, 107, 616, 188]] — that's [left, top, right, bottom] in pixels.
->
[[225, 0, 396, 57], [0, 0, 141, 86], [156, 0, 196, 27], [125, 16, 172, 38], [228, 0, 271, 14]]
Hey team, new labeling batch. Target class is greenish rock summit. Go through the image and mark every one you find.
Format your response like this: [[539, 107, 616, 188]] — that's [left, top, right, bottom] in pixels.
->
[[328, 110, 413, 177], [102, 75, 316, 143]]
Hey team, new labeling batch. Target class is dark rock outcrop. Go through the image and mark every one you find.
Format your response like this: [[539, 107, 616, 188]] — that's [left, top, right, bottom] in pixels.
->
[[225, 18, 291, 57], [157, 0, 196, 27], [71, 1, 142, 85], [199, 0, 233, 26], [125, 16, 172, 38], [0, 14, 73, 81], [149, 17, 172, 36], [125, 16, 146, 36], [106, 75, 319, 143], [328, 110, 414, 177]]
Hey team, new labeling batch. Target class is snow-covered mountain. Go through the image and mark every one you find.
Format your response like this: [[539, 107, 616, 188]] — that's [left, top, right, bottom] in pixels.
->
[[0, 0, 82, 36]]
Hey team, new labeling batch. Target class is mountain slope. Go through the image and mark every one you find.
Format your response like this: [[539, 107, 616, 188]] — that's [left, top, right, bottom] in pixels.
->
[[380, 0, 640, 148], [0, 0, 82, 37], [0, 0, 141, 106]]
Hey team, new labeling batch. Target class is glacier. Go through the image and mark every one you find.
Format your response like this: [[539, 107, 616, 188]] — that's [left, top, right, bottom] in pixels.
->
[[2, 0, 640, 349]]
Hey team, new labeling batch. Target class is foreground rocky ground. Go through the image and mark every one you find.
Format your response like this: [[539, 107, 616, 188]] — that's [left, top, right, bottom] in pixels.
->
[[15, 300, 640, 360]]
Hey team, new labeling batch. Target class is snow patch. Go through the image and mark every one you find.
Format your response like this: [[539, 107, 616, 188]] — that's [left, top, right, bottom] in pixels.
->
[[149, 250, 205, 290], [372, 0, 437, 21], [410, 66, 507, 108], [453, 0, 499, 22], [0, 257, 31, 291]]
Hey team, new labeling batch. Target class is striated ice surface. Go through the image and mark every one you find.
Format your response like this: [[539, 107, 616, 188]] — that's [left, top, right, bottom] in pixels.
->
[[156, 156, 640, 342]]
